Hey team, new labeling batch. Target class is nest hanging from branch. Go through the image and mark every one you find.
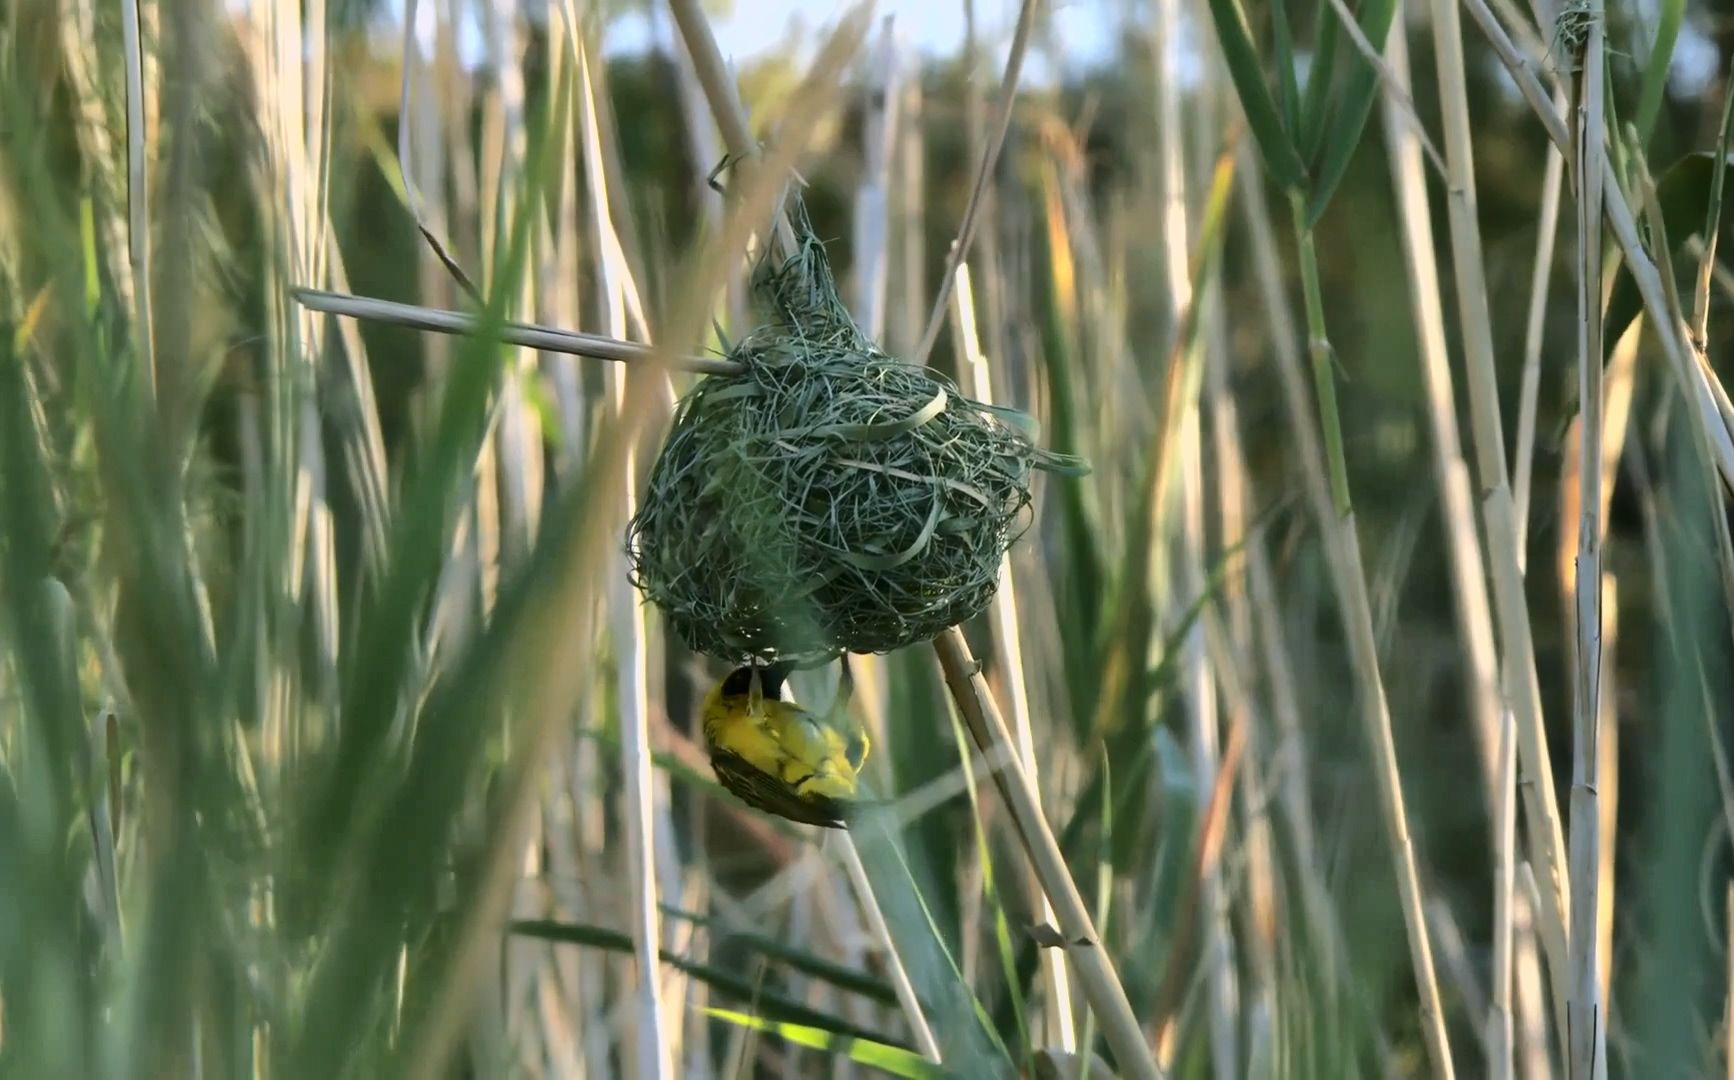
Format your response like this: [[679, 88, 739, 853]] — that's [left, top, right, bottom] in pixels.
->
[[626, 201, 1087, 667]]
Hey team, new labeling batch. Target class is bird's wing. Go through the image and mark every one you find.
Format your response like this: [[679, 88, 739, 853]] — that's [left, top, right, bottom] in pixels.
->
[[710, 748, 845, 829]]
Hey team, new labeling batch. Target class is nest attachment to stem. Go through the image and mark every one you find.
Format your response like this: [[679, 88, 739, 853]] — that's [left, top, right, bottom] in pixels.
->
[[626, 202, 1087, 667]]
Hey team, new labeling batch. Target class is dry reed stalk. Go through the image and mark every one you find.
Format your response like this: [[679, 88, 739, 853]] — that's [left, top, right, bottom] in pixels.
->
[[1317, 488, 1457, 1078], [1380, 23, 1503, 821], [394, 0, 497, 678], [571, 24, 679, 1075], [951, 262, 1078, 1052], [854, 18, 903, 342], [1427, 899, 1491, 1055], [893, 72, 927, 360], [1564, 9, 1609, 1070], [1515, 872, 1556, 1079], [934, 629, 1163, 1080], [402, 0, 457, 424], [480, 1, 553, 1056], [120, 0, 155, 402], [1595, 576, 1618, 1009], [845, 18, 904, 769], [255, 0, 344, 728], [1421, 0, 1574, 1029], [322, 240, 393, 570], [1155, 0, 1236, 1065], [1150, 632, 1248, 1064], [482, 0, 545, 569], [1491, 707, 1518, 1079], [958, 0, 1009, 372], [1555, 317, 1637, 1038], [1514, 90, 1568, 548], [665, 0, 800, 258], [543, 0, 585, 459]]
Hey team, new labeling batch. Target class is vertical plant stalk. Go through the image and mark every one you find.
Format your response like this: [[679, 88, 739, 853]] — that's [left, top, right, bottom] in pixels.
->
[[483, 0, 545, 566], [120, 0, 156, 402], [1595, 575, 1618, 1008], [544, 0, 585, 463], [88, 704, 124, 949], [1236, 152, 1358, 1005], [1514, 88, 1568, 547], [576, 33, 672, 1079], [1205, 296, 1280, 1071], [958, 0, 1009, 371], [847, 20, 902, 768], [1490, 708, 1518, 1079], [1380, 24, 1504, 820], [665, 0, 801, 258], [1424, 0, 1574, 1012], [1155, 0, 1235, 1066], [1291, 193, 1456, 1079], [837, 835, 942, 1062], [893, 73, 927, 359], [1186, 402, 1241, 1080], [910, 0, 1040, 366], [1727, 883, 1734, 1080], [59, 0, 138, 319], [1566, 5, 1608, 1074], [1515, 869, 1557, 1080], [951, 263, 1078, 1051], [933, 629, 1164, 1080], [854, 18, 904, 342]]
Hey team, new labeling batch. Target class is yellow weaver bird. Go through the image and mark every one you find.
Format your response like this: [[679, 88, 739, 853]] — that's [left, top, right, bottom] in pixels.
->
[[700, 661, 869, 828]]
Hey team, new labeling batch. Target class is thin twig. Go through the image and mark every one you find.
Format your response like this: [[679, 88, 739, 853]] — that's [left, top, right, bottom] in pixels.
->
[[1323, 0, 1448, 179], [910, 0, 1040, 366], [1425, 0, 1575, 1025], [291, 288, 739, 374]]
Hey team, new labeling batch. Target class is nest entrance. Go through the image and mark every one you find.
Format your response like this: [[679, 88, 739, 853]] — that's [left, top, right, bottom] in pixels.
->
[[627, 203, 1086, 667]]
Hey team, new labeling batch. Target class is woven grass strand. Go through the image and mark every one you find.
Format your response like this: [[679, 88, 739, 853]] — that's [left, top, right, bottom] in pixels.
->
[[627, 202, 1085, 665]]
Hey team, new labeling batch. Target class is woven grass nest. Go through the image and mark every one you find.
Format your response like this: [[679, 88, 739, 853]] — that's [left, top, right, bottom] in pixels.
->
[[626, 205, 1088, 667]]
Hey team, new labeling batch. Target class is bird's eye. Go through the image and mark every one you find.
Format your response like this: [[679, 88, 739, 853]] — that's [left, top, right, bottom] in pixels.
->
[[844, 734, 866, 768]]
